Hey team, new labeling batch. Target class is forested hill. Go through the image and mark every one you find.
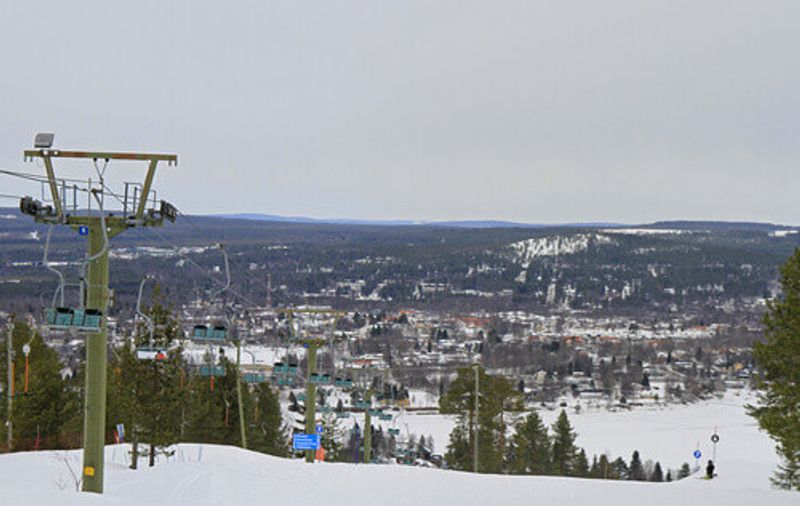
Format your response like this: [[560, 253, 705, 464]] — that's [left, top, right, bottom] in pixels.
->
[[1, 207, 798, 318]]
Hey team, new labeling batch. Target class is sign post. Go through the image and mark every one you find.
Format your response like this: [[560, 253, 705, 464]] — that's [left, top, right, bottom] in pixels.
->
[[711, 430, 720, 462]]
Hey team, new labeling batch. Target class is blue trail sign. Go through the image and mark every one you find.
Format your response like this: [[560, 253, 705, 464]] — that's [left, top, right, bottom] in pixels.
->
[[293, 434, 321, 451]]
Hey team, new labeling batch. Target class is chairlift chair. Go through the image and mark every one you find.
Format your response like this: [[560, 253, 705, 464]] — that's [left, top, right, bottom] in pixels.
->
[[199, 364, 225, 377], [41, 225, 105, 333]]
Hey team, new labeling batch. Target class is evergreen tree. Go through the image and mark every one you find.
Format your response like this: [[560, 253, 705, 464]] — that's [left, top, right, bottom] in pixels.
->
[[107, 292, 187, 467], [442, 366, 519, 473], [628, 450, 646, 481], [550, 410, 578, 476], [650, 461, 664, 482], [0, 320, 80, 450], [507, 410, 551, 475], [749, 249, 800, 490], [249, 383, 286, 456], [596, 454, 611, 480], [573, 448, 590, 477], [677, 462, 692, 479], [611, 457, 629, 479], [666, 470, 672, 482]]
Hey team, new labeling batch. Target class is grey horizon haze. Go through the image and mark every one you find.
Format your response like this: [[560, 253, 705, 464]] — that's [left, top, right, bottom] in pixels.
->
[[0, 1, 798, 225]]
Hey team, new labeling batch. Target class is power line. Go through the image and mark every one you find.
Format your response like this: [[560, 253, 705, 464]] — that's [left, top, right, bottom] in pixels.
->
[[96, 183, 264, 309]]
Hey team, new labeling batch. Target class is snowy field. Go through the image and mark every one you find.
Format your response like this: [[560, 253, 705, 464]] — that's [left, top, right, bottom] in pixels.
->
[[347, 390, 782, 488], [0, 390, 794, 506]]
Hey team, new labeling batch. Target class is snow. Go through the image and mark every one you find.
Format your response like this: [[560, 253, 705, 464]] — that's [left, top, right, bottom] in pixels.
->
[[508, 234, 615, 268], [602, 228, 692, 235], [0, 391, 794, 505]]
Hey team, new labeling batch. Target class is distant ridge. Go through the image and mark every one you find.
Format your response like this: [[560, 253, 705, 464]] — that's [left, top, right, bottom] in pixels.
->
[[213, 213, 624, 229]]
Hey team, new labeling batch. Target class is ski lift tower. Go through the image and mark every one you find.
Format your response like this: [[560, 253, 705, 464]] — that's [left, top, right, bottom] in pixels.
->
[[20, 134, 177, 494]]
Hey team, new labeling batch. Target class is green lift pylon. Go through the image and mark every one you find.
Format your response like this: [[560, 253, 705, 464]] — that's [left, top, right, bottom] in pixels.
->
[[21, 139, 177, 493]]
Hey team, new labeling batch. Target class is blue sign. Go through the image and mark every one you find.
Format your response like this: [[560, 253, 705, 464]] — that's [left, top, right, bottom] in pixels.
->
[[693, 450, 702, 459], [316, 424, 324, 434], [293, 434, 321, 451], [78, 226, 89, 236]]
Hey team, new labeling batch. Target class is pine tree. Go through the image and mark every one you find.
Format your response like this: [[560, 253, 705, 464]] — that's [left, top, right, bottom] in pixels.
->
[[573, 448, 590, 477], [749, 249, 800, 490], [249, 383, 286, 456], [678, 462, 692, 479], [106, 287, 193, 467], [107, 290, 188, 467], [666, 470, 672, 482], [596, 454, 611, 479], [0, 320, 80, 450], [650, 461, 664, 482], [611, 457, 629, 479], [550, 410, 578, 476], [507, 410, 551, 475], [441, 366, 517, 473], [628, 450, 646, 481]]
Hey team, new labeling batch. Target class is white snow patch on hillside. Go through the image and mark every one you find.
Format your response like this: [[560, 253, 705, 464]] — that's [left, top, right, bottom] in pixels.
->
[[769, 230, 798, 238], [602, 228, 692, 235], [507, 234, 615, 268]]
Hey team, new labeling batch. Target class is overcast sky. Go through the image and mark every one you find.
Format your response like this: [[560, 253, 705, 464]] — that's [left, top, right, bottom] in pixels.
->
[[1, 1, 798, 224]]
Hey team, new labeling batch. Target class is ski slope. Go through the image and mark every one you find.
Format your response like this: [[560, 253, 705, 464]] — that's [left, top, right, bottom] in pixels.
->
[[0, 391, 794, 505], [0, 443, 795, 506]]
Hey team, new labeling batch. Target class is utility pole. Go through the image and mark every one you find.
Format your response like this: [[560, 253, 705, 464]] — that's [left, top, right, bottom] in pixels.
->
[[20, 138, 177, 493], [5, 316, 13, 450], [236, 338, 247, 449], [473, 363, 479, 473], [364, 389, 373, 463]]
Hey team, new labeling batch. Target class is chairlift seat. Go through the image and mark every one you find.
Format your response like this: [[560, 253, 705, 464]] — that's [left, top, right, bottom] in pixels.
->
[[199, 365, 225, 377], [355, 401, 371, 409], [276, 377, 294, 386], [297, 393, 307, 402], [137, 348, 168, 361], [388, 428, 400, 436], [288, 364, 299, 374], [379, 413, 393, 421], [243, 372, 266, 384], [80, 309, 102, 330], [211, 325, 227, 340], [192, 325, 209, 339], [54, 307, 74, 327], [273, 362, 289, 374], [368, 409, 382, 416], [336, 411, 351, 419], [71, 308, 86, 327]]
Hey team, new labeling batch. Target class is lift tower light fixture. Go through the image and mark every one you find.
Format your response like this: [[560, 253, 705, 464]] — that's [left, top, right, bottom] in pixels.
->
[[34, 133, 54, 149]]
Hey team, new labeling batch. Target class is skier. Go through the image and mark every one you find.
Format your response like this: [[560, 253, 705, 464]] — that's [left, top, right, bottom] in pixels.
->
[[706, 459, 715, 479]]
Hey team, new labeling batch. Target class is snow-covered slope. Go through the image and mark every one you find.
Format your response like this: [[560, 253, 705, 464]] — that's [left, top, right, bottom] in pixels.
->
[[0, 442, 794, 506], [1, 392, 793, 506]]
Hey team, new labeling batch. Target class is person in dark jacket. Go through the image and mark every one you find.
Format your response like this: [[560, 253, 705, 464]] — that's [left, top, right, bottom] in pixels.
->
[[706, 460, 715, 479]]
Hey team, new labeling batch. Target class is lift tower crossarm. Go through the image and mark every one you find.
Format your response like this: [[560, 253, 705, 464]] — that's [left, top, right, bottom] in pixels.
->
[[24, 150, 178, 163]]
